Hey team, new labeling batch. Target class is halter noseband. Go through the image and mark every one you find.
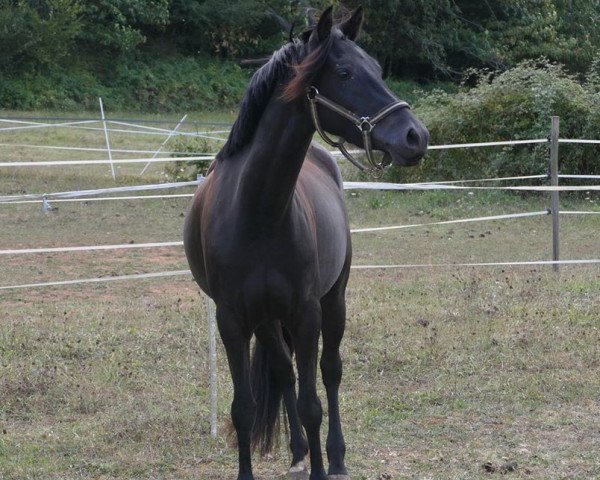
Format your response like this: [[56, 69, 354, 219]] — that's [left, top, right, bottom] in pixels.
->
[[307, 86, 410, 171]]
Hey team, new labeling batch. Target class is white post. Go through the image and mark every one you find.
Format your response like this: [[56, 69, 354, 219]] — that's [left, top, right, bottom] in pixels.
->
[[205, 294, 218, 437], [550, 116, 560, 273], [99, 97, 116, 180], [140, 114, 188, 176]]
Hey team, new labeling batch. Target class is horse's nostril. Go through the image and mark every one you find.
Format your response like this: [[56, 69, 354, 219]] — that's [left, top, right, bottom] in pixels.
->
[[406, 127, 420, 147]]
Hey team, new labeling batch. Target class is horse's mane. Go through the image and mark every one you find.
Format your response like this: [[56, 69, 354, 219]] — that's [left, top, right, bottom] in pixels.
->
[[216, 29, 334, 160]]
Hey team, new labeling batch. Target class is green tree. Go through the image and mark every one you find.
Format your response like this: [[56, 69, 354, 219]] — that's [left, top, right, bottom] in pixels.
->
[[0, 0, 82, 72], [76, 0, 170, 57], [167, 0, 306, 58], [347, 0, 600, 79]]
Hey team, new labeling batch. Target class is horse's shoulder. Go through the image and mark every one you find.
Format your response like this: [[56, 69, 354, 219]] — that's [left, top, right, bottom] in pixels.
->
[[306, 143, 343, 188]]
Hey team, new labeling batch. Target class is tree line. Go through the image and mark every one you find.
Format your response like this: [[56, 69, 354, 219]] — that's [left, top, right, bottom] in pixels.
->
[[2, 0, 600, 78], [2, 1, 600, 112]]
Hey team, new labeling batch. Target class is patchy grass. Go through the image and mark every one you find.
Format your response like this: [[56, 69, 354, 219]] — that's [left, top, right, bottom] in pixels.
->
[[1, 115, 600, 479], [0, 109, 233, 181]]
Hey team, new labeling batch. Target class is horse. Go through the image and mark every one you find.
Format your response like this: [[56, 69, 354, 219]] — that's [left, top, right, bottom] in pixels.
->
[[183, 7, 429, 480]]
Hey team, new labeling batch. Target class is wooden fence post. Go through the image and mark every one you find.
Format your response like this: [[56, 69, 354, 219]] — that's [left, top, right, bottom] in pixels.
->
[[550, 116, 560, 272]]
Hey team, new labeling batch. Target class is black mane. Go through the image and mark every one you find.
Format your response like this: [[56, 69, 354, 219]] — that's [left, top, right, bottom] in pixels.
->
[[217, 40, 305, 160]]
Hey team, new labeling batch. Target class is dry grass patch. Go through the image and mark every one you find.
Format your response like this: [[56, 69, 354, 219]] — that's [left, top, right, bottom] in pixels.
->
[[1, 122, 600, 478]]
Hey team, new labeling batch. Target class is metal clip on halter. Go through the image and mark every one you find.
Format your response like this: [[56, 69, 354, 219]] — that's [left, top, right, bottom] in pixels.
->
[[307, 86, 410, 172]]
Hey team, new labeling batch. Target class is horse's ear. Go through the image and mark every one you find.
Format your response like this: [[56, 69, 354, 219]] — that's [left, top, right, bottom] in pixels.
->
[[340, 6, 364, 41], [316, 6, 333, 42]]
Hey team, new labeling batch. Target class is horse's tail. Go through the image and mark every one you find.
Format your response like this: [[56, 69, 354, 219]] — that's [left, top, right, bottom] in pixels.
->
[[250, 339, 283, 454]]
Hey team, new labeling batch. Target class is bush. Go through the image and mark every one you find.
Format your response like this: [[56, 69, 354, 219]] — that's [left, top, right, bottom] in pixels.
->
[[163, 136, 221, 181], [0, 57, 250, 112], [103, 57, 250, 112], [386, 78, 458, 106], [0, 70, 105, 111], [388, 59, 600, 182]]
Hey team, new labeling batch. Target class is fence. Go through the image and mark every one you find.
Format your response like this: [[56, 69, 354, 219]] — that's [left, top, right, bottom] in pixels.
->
[[2, 113, 600, 435], [2, 114, 600, 283]]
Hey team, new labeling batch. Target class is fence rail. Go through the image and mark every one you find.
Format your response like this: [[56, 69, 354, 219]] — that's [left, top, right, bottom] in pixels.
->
[[1, 114, 600, 289]]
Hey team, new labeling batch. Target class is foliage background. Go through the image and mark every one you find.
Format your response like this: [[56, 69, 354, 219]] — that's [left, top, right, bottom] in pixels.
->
[[2, 1, 600, 177], [3, 0, 600, 109]]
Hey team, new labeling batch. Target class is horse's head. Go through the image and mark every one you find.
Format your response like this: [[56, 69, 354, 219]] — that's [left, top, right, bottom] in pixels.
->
[[286, 7, 429, 169]]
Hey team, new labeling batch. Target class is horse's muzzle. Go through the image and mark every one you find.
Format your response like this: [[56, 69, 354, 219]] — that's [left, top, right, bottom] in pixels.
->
[[380, 122, 429, 167]]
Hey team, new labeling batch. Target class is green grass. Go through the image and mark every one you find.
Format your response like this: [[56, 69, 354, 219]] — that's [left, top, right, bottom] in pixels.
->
[[1, 112, 600, 479]]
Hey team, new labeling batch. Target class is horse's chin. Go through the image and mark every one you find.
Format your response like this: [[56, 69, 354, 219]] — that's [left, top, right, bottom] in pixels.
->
[[382, 150, 423, 167]]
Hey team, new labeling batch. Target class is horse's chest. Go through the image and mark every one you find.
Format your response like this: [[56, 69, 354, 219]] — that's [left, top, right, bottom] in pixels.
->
[[213, 231, 314, 274], [205, 230, 317, 316]]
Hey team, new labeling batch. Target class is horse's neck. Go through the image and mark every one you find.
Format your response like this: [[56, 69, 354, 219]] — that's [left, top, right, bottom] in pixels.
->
[[237, 95, 314, 223]]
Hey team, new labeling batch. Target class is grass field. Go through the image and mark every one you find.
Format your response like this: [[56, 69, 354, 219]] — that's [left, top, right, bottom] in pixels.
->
[[1, 111, 600, 479]]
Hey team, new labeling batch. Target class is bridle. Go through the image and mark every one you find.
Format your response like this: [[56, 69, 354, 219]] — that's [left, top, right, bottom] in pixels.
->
[[307, 86, 410, 172]]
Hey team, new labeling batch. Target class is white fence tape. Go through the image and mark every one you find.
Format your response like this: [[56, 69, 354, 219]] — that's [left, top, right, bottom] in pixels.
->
[[0, 180, 201, 203], [3, 259, 600, 291], [427, 138, 548, 150], [0, 270, 191, 291], [0, 142, 212, 156], [0, 210, 558, 256], [2, 177, 600, 205], [0, 116, 231, 128], [0, 118, 228, 139], [397, 174, 548, 185], [350, 211, 549, 233], [0, 241, 183, 256], [343, 181, 600, 192], [558, 139, 600, 145], [0, 119, 99, 132], [558, 174, 600, 180], [5, 194, 195, 205], [107, 120, 229, 136], [352, 259, 600, 269], [0, 155, 213, 168]]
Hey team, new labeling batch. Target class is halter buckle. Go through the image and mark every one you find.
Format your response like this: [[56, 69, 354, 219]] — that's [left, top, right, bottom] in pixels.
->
[[358, 117, 374, 133]]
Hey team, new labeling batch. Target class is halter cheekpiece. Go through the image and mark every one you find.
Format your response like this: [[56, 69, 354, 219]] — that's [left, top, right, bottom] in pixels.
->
[[307, 86, 410, 171]]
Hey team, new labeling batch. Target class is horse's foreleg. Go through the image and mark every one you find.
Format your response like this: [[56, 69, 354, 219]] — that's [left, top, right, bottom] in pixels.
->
[[217, 306, 256, 480], [320, 279, 349, 478], [294, 301, 327, 480]]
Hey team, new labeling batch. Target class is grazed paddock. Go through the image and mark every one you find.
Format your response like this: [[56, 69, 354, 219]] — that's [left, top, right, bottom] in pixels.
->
[[1, 113, 599, 479]]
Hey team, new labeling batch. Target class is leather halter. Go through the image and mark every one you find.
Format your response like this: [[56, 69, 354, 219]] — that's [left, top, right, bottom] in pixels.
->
[[307, 86, 410, 171]]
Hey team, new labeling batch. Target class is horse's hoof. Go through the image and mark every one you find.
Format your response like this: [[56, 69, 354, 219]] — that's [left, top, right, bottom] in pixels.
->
[[287, 460, 309, 479], [327, 475, 350, 480]]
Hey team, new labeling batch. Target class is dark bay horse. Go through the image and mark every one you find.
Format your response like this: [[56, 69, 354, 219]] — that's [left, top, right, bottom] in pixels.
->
[[184, 7, 428, 480]]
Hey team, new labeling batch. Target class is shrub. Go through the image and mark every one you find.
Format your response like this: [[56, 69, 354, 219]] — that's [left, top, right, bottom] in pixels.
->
[[387, 59, 600, 182], [104, 57, 250, 112], [163, 136, 221, 180], [0, 57, 250, 112]]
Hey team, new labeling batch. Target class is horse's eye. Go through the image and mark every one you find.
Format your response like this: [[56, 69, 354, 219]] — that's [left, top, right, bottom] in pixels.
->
[[337, 68, 351, 80]]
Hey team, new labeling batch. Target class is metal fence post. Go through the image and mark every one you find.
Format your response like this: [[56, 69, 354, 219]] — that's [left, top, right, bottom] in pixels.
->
[[550, 116, 560, 272], [98, 97, 116, 180], [139, 113, 188, 176], [205, 294, 218, 438]]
